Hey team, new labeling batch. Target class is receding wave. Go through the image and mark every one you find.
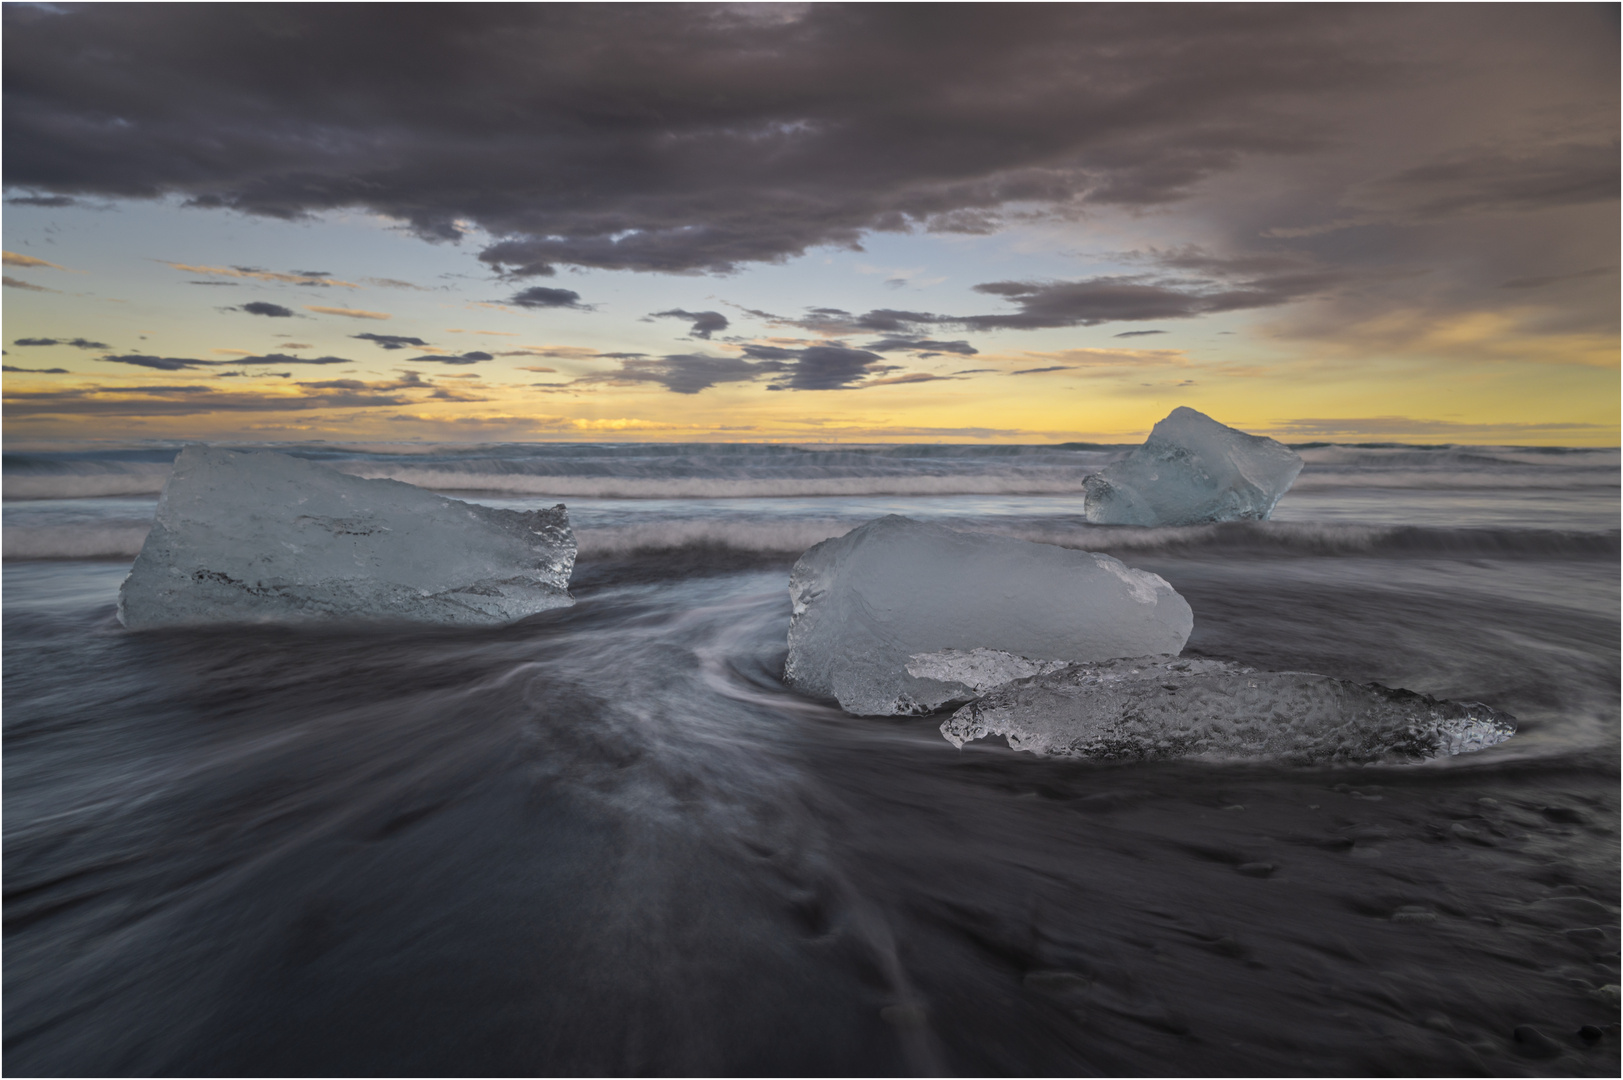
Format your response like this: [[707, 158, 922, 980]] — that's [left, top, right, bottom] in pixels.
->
[[1292, 470, 1619, 491], [990, 521, 1621, 559], [576, 521, 851, 557], [4, 470, 173, 500], [3, 525, 153, 560], [5, 518, 1617, 563], [583, 520, 1620, 561]]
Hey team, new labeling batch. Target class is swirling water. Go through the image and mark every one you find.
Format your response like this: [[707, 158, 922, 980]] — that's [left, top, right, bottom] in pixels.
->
[[4, 441, 1619, 1075]]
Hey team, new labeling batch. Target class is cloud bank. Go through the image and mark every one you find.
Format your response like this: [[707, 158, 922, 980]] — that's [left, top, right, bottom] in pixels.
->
[[12, 4, 1606, 282]]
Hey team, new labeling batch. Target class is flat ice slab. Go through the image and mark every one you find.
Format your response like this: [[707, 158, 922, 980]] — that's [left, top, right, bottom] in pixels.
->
[[942, 655, 1516, 763], [1084, 407, 1302, 526], [784, 515, 1192, 716], [118, 447, 576, 628]]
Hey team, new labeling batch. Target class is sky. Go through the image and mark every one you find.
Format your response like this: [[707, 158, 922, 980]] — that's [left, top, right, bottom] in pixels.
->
[[2, 2, 1618, 446]]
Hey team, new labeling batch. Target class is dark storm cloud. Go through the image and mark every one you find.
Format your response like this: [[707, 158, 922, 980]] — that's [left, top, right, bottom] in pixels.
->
[[354, 332, 430, 350], [100, 353, 353, 370], [1114, 329, 1167, 338], [0, 4, 1434, 275], [239, 301, 296, 317], [509, 287, 585, 309], [651, 309, 729, 339], [3, 276, 52, 291], [1361, 143, 1620, 220], [14, 336, 109, 349], [3, 364, 69, 373]]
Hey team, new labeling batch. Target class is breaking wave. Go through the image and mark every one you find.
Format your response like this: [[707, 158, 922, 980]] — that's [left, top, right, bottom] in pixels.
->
[[7, 440, 1614, 500], [349, 469, 1100, 499], [4, 466, 174, 500], [9, 465, 1618, 502]]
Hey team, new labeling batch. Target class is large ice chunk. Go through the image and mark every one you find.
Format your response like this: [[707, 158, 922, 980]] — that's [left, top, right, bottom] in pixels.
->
[[1083, 407, 1303, 526], [784, 516, 1192, 715], [118, 447, 576, 628], [941, 655, 1516, 763]]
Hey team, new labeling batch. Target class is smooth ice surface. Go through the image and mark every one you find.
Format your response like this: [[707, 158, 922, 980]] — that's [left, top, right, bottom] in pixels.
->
[[118, 447, 576, 628], [942, 655, 1517, 763], [1084, 407, 1303, 526], [784, 515, 1192, 715]]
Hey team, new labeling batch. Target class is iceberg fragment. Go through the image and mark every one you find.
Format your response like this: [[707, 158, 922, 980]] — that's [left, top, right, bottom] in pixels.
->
[[1084, 407, 1303, 526], [118, 446, 576, 628], [906, 648, 1071, 694], [941, 655, 1516, 763], [784, 515, 1192, 716]]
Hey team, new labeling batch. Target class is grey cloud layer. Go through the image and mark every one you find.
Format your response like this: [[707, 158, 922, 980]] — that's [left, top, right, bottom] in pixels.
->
[[5, 4, 1613, 357], [863, 337, 979, 356], [651, 309, 730, 339], [14, 336, 109, 349], [4, 370, 465, 417], [575, 344, 893, 394], [354, 333, 430, 350], [740, 251, 1338, 337], [100, 353, 352, 370], [238, 301, 296, 317], [2, 4, 1505, 277], [509, 287, 585, 309], [405, 352, 494, 366]]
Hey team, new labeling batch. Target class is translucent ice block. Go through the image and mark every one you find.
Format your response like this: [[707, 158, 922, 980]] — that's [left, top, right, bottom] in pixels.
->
[[941, 655, 1516, 763], [118, 446, 576, 628], [784, 515, 1192, 715], [1083, 407, 1303, 526]]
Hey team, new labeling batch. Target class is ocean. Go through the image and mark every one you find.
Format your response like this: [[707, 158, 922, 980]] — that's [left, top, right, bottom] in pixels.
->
[[4, 440, 1618, 1075]]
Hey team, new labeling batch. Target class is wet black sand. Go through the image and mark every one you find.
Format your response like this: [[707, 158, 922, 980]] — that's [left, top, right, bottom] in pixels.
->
[[4, 549, 1617, 1076]]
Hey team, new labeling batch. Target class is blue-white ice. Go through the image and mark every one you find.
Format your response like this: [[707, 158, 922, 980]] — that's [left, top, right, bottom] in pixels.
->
[[118, 447, 576, 628], [942, 655, 1516, 763], [1084, 407, 1303, 526], [784, 515, 1192, 716]]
